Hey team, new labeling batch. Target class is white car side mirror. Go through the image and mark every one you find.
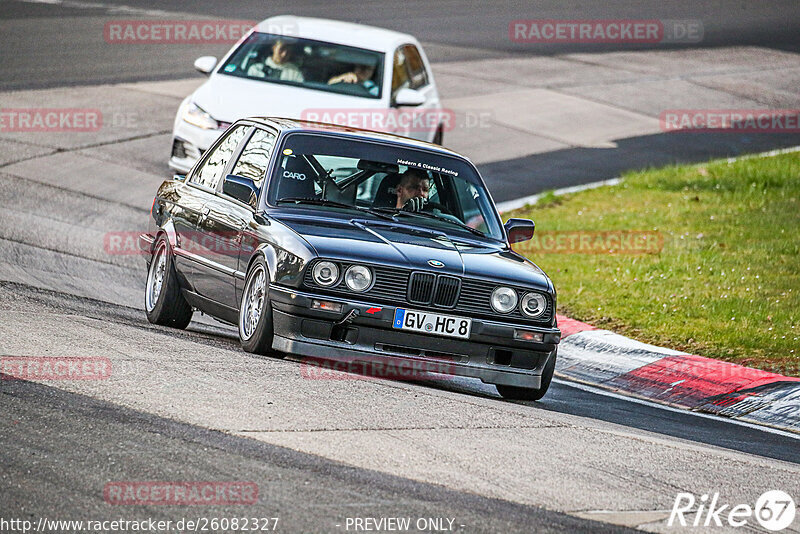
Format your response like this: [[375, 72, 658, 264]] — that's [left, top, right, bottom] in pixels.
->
[[194, 56, 218, 75], [393, 87, 426, 107]]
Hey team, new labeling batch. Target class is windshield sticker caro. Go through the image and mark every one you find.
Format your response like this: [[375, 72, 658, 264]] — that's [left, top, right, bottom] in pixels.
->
[[397, 158, 459, 177]]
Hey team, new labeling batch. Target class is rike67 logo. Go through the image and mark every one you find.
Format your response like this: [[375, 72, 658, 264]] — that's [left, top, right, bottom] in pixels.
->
[[669, 490, 796, 531]]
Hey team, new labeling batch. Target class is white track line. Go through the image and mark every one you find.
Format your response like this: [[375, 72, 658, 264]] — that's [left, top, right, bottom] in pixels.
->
[[495, 178, 621, 214], [553, 378, 800, 441]]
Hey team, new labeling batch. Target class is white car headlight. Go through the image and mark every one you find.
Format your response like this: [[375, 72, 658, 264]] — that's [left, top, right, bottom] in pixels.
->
[[520, 292, 547, 318], [182, 102, 219, 130], [491, 287, 518, 314], [344, 265, 372, 292], [312, 261, 339, 287]]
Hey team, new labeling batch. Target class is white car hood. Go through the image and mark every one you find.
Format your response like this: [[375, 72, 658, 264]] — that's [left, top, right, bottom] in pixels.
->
[[192, 73, 386, 124]]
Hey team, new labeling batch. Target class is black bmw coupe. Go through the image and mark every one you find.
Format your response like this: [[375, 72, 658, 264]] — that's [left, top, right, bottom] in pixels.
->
[[140, 118, 561, 400]]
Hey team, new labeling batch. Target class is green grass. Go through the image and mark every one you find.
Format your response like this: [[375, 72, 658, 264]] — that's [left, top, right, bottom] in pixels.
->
[[508, 151, 800, 376]]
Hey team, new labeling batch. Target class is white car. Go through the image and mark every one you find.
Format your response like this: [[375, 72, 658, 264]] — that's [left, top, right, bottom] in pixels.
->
[[170, 15, 444, 173]]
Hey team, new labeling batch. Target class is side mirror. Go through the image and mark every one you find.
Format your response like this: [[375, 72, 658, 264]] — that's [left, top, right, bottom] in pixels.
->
[[393, 87, 425, 107], [505, 218, 535, 244], [194, 56, 218, 75], [222, 174, 259, 209]]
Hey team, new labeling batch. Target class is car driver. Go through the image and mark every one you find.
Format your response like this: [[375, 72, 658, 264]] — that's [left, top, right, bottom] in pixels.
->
[[247, 39, 304, 82], [395, 169, 430, 211]]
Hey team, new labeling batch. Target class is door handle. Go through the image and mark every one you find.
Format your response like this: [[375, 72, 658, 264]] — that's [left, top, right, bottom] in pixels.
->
[[198, 206, 210, 222]]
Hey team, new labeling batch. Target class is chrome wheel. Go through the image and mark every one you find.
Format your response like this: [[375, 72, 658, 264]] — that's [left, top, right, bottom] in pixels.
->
[[240, 264, 266, 340], [145, 241, 167, 312]]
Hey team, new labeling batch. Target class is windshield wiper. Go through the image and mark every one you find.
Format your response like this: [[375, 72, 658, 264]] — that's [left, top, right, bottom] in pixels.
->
[[359, 207, 399, 221], [277, 197, 396, 222], [371, 207, 489, 239], [276, 197, 355, 210]]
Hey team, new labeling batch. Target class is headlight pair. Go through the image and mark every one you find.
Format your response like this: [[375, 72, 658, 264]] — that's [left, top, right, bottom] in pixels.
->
[[491, 286, 547, 318], [312, 261, 372, 292]]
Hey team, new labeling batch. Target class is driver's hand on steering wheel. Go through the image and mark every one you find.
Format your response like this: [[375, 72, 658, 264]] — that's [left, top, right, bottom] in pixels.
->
[[402, 196, 427, 212]]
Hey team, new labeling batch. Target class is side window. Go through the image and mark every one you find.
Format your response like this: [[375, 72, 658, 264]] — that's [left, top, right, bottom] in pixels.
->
[[231, 128, 276, 190], [191, 125, 248, 190], [391, 47, 410, 95], [403, 45, 429, 89], [356, 172, 387, 203], [454, 180, 487, 231]]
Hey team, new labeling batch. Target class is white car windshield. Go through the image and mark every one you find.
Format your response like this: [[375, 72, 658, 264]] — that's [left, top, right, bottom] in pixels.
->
[[219, 33, 385, 99]]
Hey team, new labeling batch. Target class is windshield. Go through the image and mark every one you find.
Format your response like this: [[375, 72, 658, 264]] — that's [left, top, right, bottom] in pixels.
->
[[267, 133, 505, 241], [219, 33, 384, 99]]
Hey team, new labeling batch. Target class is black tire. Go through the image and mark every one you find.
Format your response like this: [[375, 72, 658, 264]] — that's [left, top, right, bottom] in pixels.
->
[[144, 236, 193, 329], [496, 349, 557, 401], [238, 256, 276, 355], [432, 126, 444, 145]]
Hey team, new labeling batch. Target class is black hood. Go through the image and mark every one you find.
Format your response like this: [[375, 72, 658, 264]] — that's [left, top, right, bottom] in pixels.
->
[[270, 210, 552, 292]]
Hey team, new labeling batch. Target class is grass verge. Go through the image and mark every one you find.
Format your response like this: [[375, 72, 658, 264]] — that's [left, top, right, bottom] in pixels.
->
[[508, 151, 800, 376]]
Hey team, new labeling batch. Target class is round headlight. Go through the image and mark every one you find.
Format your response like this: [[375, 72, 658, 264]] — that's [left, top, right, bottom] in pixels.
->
[[312, 261, 339, 287], [491, 287, 518, 313], [344, 265, 372, 292], [521, 292, 547, 318]]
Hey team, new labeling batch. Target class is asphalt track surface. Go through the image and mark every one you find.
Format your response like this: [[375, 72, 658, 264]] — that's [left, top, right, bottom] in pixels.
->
[[2, 1, 800, 532], [1, 372, 626, 533], [3, 0, 800, 89]]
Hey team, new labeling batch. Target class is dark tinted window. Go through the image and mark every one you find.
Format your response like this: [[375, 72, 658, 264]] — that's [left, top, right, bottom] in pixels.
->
[[231, 128, 276, 189], [191, 125, 248, 190]]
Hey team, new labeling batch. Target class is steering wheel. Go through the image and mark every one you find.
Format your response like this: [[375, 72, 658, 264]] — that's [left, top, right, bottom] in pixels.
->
[[423, 200, 451, 215], [262, 65, 278, 79]]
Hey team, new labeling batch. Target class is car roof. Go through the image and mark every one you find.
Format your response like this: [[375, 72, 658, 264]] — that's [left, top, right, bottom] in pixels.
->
[[255, 15, 418, 53], [246, 117, 466, 158]]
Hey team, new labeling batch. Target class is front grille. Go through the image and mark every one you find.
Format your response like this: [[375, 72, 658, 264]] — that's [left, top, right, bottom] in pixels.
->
[[408, 272, 436, 304], [434, 275, 461, 307], [407, 273, 461, 308]]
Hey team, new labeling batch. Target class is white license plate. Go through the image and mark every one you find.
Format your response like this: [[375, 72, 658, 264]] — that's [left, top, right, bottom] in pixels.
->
[[392, 308, 472, 339]]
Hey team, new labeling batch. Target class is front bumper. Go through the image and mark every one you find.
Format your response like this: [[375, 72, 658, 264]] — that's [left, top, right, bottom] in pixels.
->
[[270, 286, 560, 388]]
